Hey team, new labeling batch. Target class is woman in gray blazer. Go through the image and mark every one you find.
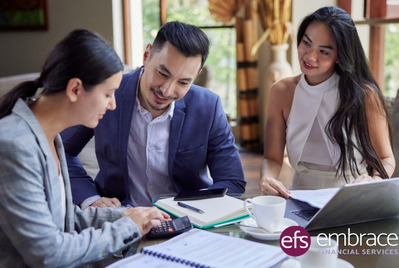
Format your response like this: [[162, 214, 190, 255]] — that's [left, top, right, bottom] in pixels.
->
[[0, 29, 170, 267]]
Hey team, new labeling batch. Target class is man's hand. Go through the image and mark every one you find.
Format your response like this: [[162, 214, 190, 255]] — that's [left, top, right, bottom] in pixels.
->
[[91, 197, 122, 208]]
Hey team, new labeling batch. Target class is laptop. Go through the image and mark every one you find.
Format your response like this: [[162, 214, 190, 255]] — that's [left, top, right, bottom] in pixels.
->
[[285, 177, 399, 231]]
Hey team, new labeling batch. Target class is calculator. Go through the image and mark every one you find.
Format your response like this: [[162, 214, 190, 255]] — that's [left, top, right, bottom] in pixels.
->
[[147, 216, 193, 239]]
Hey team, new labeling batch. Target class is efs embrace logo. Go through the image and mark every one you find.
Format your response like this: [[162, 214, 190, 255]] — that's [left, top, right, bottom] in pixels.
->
[[280, 226, 311, 256]]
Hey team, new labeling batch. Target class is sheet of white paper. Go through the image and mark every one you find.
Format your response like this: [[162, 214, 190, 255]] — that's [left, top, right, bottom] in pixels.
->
[[289, 187, 340, 208]]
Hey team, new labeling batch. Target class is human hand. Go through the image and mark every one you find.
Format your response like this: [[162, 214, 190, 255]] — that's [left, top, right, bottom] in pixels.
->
[[260, 176, 290, 198], [91, 197, 122, 208], [351, 174, 383, 184], [124, 206, 171, 235]]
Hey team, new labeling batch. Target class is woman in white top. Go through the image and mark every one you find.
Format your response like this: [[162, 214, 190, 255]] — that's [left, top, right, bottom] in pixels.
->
[[260, 6, 395, 198]]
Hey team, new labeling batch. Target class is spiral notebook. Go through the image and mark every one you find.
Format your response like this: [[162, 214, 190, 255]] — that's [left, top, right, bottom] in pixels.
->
[[107, 229, 286, 268]]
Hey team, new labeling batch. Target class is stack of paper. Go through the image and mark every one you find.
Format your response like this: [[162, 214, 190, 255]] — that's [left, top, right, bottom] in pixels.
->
[[289, 187, 340, 208]]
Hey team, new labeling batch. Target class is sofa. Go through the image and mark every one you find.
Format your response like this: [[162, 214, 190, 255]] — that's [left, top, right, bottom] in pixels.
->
[[0, 73, 99, 178]]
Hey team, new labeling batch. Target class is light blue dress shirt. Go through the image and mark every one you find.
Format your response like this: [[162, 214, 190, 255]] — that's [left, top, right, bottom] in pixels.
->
[[127, 89, 176, 206]]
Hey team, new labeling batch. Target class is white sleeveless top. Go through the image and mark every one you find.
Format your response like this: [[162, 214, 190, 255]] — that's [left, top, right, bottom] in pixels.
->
[[286, 73, 366, 189]]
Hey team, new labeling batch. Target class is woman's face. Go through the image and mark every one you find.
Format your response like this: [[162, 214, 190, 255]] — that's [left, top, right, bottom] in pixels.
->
[[78, 71, 122, 128], [297, 22, 338, 85]]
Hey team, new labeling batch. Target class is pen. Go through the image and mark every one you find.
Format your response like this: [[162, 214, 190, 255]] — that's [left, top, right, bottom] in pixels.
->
[[177, 202, 204, 214]]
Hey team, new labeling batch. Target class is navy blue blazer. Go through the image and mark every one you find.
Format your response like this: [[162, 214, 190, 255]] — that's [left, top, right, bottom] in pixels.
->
[[62, 67, 246, 206]]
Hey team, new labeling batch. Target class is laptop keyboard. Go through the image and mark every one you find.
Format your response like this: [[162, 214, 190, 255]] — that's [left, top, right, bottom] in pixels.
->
[[291, 208, 319, 221]]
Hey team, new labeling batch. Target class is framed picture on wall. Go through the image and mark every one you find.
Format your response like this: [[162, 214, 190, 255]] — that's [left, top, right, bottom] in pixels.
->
[[0, 0, 48, 31]]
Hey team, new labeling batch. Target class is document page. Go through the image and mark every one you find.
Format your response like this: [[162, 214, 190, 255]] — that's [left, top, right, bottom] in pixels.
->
[[289, 187, 340, 208], [109, 229, 286, 268]]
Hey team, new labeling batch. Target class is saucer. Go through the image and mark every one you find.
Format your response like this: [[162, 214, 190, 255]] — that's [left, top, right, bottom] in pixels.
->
[[278, 257, 353, 268], [239, 218, 298, 240], [336, 258, 354, 268]]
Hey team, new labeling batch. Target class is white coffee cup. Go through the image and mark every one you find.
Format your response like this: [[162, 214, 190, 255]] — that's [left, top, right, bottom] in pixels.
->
[[244, 196, 286, 232], [298, 236, 338, 268]]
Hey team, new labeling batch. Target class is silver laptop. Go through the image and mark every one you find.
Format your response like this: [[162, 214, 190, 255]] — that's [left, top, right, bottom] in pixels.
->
[[285, 178, 399, 231]]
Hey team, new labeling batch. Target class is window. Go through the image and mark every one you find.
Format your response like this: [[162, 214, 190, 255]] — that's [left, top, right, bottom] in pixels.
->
[[342, 0, 399, 96], [385, 23, 399, 96], [385, 0, 399, 96], [142, 0, 237, 118]]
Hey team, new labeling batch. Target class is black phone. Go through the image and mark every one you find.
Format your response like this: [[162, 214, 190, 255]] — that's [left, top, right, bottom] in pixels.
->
[[146, 216, 192, 239], [173, 188, 228, 201]]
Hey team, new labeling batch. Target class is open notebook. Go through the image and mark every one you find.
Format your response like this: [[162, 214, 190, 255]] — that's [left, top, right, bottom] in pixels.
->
[[107, 229, 286, 268], [154, 195, 249, 228]]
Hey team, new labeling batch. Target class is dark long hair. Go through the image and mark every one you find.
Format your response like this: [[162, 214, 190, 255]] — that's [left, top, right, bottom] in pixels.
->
[[151, 21, 210, 70], [0, 29, 123, 119], [297, 6, 391, 180]]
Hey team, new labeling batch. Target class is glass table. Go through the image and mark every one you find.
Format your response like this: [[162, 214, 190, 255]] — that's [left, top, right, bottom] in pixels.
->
[[85, 194, 399, 268]]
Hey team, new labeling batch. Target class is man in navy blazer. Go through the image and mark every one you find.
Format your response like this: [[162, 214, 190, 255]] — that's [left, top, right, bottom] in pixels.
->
[[61, 21, 245, 208]]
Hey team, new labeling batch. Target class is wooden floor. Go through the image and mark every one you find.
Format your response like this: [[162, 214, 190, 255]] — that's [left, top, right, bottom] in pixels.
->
[[240, 151, 263, 194], [239, 150, 294, 194]]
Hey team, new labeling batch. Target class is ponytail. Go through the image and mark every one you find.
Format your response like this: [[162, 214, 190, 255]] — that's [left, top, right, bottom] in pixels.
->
[[0, 79, 41, 119]]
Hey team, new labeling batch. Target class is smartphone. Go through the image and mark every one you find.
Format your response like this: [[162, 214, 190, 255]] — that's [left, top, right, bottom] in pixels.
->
[[146, 216, 192, 239], [173, 188, 228, 201]]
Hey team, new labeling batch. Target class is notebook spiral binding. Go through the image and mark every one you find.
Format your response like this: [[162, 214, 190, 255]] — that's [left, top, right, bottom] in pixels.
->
[[141, 248, 211, 268]]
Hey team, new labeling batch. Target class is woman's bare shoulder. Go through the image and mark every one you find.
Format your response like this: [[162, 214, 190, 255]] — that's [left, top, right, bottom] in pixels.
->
[[270, 75, 301, 97], [267, 75, 301, 120]]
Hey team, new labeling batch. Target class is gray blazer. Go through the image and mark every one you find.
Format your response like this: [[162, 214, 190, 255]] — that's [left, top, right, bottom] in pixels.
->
[[0, 99, 141, 268]]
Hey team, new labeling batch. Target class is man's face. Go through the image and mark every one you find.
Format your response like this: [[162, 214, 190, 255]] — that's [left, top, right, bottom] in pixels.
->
[[139, 42, 202, 118]]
